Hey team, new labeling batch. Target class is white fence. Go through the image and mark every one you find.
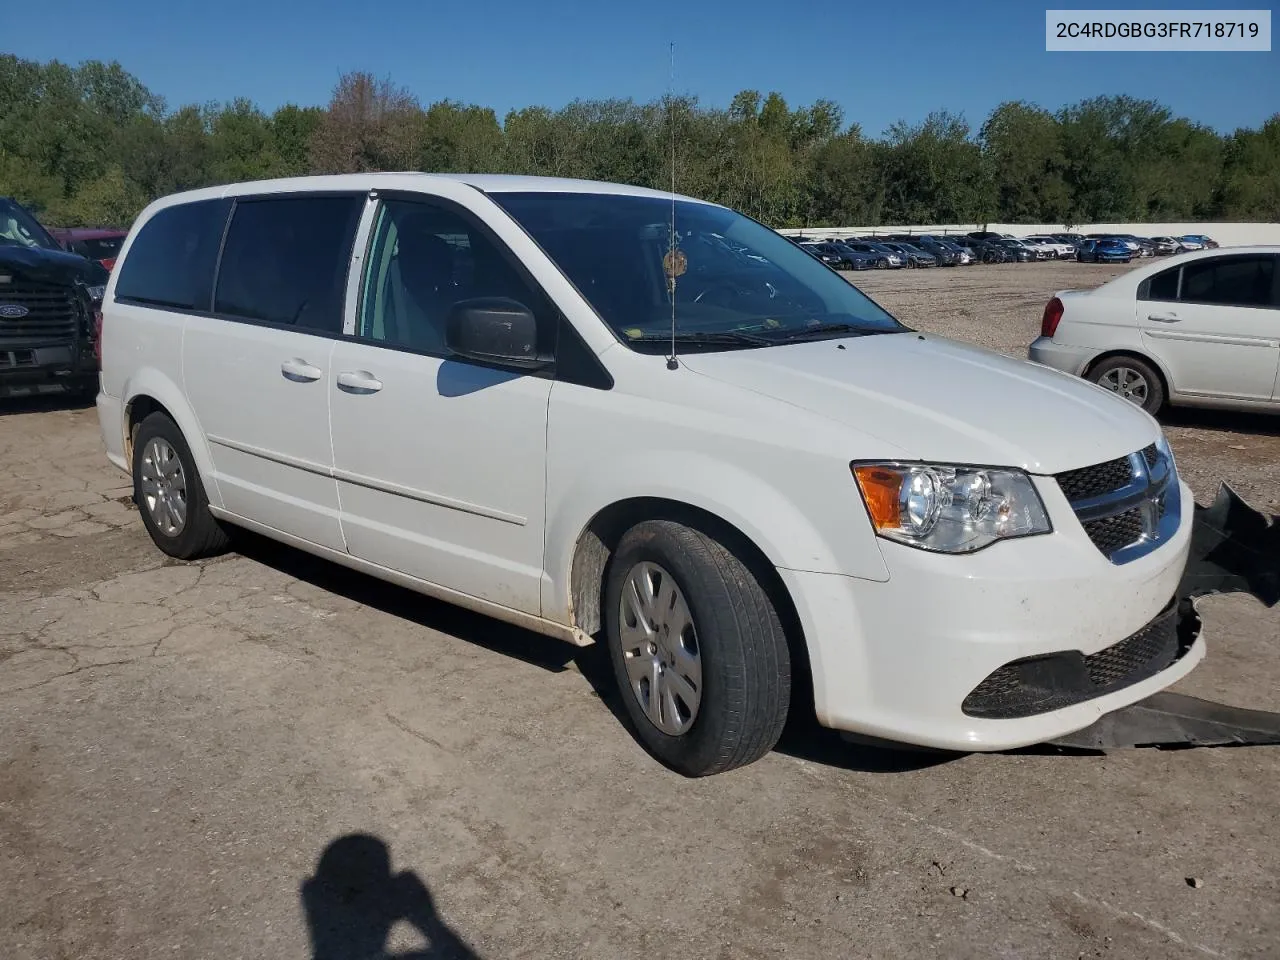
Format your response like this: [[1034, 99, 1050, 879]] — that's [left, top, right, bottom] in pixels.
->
[[776, 222, 1280, 246]]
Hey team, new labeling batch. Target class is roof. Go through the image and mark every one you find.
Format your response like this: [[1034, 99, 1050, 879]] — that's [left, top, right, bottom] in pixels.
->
[[1095, 243, 1280, 291], [138, 172, 716, 218]]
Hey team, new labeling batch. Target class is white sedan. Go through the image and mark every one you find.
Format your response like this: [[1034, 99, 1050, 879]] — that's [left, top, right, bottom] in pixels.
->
[[1024, 235, 1076, 259], [1028, 246, 1280, 415]]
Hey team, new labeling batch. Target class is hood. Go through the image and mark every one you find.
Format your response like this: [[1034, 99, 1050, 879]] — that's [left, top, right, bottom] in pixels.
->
[[0, 243, 109, 287], [679, 331, 1158, 474]]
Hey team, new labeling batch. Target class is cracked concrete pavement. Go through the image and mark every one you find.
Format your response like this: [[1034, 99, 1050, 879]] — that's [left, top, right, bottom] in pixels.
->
[[2, 264, 1279, 960]]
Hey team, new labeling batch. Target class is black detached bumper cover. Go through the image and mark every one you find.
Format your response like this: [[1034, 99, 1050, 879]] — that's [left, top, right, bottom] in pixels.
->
[[1045, 483, 1280, 750]]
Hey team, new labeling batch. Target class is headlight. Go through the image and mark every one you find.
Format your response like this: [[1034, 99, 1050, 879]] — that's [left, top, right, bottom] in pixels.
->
[[86, 284, 106, 301], [852, 462, 1051, 554]]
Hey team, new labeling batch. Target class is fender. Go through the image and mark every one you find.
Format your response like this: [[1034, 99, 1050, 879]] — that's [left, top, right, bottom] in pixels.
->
[[121, 365, 224, 509], [540, 449, 890, 625]]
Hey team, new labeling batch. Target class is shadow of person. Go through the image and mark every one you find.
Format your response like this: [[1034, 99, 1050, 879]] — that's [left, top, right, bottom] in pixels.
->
[[301, 834, 480, 960]]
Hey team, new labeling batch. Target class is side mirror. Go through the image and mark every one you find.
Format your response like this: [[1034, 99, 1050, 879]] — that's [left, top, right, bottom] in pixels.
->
[[444, 297, 546, 369]]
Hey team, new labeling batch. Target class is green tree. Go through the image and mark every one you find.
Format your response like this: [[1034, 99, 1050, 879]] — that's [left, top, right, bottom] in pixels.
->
[[980, 101, 1069, 221], [271, 104, 324, 176], [1217, 115, 1280, 219]]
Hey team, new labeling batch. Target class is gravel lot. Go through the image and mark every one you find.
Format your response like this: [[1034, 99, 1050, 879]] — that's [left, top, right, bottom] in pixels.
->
[[2, 261, 1277, 960]]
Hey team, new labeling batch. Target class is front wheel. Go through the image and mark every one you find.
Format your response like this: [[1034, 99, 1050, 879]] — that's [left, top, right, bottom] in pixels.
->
[[604, 520, 792, 777], [1086, 355, 1165, 415]]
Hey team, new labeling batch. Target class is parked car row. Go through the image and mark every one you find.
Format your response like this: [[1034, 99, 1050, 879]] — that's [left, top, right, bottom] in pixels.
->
[[791, 230, 1221, 269]]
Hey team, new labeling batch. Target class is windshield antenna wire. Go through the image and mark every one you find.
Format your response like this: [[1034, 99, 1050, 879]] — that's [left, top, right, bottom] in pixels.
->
[[666, 40, 679, 371]]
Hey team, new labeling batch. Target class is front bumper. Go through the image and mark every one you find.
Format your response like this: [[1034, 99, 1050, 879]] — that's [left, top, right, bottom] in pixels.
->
[[0, 339, 96, 395], [781, 476, 1200, 751]]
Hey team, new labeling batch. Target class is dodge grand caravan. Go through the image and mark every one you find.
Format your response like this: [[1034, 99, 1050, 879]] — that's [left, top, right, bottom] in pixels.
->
[[96, 174, 1203, 777]]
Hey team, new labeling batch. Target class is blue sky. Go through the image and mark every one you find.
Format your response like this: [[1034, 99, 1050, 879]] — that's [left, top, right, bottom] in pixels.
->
[[3, 0, 1276, 136]]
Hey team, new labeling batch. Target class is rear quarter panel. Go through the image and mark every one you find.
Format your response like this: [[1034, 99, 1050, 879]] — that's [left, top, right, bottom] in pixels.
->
[[99, 299, 221, 507], [1056, 288, 1147, 365]]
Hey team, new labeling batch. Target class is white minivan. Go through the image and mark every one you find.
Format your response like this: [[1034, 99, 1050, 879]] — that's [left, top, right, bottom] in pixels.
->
[[97, 174, 1202, 776]]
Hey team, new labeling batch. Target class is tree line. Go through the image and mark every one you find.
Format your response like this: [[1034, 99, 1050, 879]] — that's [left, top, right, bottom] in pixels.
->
[[2, 55, 1277, 230]]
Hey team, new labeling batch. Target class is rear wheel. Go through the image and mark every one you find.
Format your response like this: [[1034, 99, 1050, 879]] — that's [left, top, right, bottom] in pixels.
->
[[132, 412, 232, 560], [1086, 355, 1165, 416], [604, 520, 792, 777]]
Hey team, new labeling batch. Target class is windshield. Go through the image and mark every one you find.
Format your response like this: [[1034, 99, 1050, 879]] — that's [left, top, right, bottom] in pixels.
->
[[0, 198, 60, 251], [490, 191, 905, 351]]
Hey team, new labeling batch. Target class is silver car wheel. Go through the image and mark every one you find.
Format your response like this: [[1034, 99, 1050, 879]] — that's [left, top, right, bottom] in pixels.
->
[[139, 437, 188, 536], [618, 561, 702, 736], [1098, 366, 1150, 406]]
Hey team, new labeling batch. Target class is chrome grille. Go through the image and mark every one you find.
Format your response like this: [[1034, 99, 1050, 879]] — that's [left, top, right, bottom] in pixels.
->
[[1054, 442, 1180, 564], [1082, 508, 1144, 556], [1056, 455, 1134, 502], [0, 279, 79, 339]]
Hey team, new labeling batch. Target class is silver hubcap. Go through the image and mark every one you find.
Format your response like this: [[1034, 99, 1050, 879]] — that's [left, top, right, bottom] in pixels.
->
[[618, 561, 702, 736], [140, 437, 188, 536], [1098, 366, 1150, 406]]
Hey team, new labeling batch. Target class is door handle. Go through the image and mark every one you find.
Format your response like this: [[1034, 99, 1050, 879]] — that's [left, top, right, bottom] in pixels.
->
[[336, 370, 383, 395], [281, 358, 322, 382], [1147, 312, 1181, 323]]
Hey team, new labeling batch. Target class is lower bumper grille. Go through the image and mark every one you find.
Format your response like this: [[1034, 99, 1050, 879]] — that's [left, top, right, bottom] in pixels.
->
[[961, 599, 1187, 720]]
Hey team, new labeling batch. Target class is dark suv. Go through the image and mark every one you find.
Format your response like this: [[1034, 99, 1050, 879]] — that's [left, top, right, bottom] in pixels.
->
[[0, 197, 109, 398]]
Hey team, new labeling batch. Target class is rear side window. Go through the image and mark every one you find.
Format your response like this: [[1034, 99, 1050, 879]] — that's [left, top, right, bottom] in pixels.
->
[[214, 195, 363, 333], [1143, 266, 1180, 302], [114, 199, 230, 309], [1179, 255, 1276, 308]]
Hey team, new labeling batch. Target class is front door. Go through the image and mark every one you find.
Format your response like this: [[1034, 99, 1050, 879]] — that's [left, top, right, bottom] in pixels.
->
[[329, 194, 553, 615], [183, 193, 364, 550], [1139, 253, 1280, 401]]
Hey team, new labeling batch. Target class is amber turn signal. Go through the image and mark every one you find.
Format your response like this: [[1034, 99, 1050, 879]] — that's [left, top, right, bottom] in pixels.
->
[[852, 465, 904, 530]]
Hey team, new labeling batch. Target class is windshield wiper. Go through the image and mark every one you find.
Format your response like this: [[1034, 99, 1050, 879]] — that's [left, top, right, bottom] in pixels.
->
[[776, 322, 883, 341], [627, 330, 775, 347]]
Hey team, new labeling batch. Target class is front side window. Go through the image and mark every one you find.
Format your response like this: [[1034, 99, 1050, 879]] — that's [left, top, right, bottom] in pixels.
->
[[1179, 255, 1276, 308], [214, 195, 363, 333], [489, 191, 904, 352], [358, 198, 553, 356], [114, 199, 230, 310]]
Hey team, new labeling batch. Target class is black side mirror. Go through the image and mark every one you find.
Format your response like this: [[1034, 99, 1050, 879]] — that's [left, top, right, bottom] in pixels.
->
[[444, 297, 546, 369]]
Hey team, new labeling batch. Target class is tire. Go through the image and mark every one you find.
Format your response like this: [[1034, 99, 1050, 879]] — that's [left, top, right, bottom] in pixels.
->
[[132, 411, 232, 560], [603, 520, 792, 777], [875, 258, 887, 270], [1086, 355, 1165, 416]]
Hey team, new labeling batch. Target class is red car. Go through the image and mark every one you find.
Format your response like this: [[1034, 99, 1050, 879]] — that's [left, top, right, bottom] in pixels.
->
[[47, 226, 129, 271]]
